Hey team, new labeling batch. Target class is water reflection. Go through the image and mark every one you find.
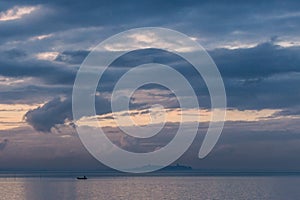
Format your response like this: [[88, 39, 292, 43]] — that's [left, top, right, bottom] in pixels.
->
[[1, 176, 300, 200]]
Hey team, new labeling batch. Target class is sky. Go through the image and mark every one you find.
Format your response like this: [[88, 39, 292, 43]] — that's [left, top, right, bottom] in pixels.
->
[[0, 0, 300, 171]]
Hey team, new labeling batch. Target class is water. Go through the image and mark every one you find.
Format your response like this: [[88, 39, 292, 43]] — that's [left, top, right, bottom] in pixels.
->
[[0, 176, 300, 200]]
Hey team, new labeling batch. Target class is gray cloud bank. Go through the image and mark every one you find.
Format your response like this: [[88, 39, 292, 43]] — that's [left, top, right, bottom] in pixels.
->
[[19, 42, 300, 132]]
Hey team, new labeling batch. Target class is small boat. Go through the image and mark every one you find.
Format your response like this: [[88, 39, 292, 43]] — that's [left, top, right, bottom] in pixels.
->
[[77, 176, 87, 180]]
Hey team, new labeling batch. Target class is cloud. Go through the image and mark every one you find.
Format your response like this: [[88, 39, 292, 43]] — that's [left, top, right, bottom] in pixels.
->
[[271, 107, 300, 117], [0, 84, 71, 104], [2, 49, 27, 59], [102, 31, 199, 53], [211, 42, 300, 79], [35, 51, 59, 61], [0, 0, 299, 49], [24, 94, 111, 132], [0, 53, 76, 85], [96, 44, 300, 111], [29, 33, 53, 41], [24, 97, 72, 132], [0, 6, 38, 21], [1, 117, 300, 170], [55, 50, 89, 64], [18, 41, 300, 132], [0, 139, 9, 151]]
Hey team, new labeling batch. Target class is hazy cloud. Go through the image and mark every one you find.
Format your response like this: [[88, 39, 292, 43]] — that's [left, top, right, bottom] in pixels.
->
[[55, 50, 89, 64], [0, 139, 9, 151]]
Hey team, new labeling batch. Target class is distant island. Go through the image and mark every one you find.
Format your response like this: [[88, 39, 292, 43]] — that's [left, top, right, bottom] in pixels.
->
[[122, 163, 193, 173], [162, 164, 192, 171]]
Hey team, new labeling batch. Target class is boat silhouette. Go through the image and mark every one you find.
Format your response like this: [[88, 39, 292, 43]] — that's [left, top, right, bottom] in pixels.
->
[[77, 176, 87, 180]]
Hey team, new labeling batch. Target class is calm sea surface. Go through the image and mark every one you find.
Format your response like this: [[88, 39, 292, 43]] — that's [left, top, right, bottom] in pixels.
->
[[0, 176, 300, 200]]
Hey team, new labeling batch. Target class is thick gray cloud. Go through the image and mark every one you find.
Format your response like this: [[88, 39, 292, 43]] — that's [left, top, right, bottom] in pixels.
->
[[25, 97, 72, 132], [24, 95, 112, 132], [1, 0, 300, 47], [0, 85, 71, 104], [21, 42, 300, 131], [212, 42, 300, 79], [0, 57, 76, 85]]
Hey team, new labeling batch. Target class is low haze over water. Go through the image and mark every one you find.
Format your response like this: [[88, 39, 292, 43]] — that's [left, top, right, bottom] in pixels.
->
[[1, 176, 300, 200]]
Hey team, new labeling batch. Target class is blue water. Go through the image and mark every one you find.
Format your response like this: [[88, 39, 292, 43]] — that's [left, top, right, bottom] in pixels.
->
[[1, 176, 300, 200]]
